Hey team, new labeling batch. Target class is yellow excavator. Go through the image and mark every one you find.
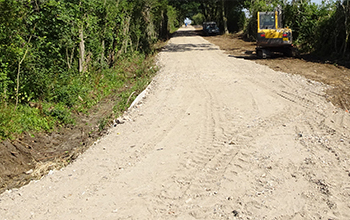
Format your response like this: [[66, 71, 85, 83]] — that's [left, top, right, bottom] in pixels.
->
[[256, 9, 297, 58]]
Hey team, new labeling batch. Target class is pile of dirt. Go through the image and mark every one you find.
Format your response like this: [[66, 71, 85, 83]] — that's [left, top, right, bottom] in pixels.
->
[[0, 97, 117, 193]]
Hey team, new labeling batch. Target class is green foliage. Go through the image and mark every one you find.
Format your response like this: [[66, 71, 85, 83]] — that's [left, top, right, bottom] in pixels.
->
[[313, 1, 350, 57], [0, 0, 171, 105], [167, 5, 179, 33], [114, 90, 133, 114], [18, 105, 56, 132], [283, 0, 330, 52], [169, 0, 246, 33], [0, 52, 157, 140], [0, 0, 171, 140], [282, 0, 350, 56], [0, 104, 56, 140], [43, 102, 74, 125], [0, 107, 18, 139], [225, 2, 246, 33], [98, 115, 111, 131], [113, 54, 157, 115], [192, 13, 205, 25]]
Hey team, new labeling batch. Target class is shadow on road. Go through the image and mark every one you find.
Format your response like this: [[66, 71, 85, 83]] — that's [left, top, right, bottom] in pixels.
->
[[162, 43, 219, 53], [171, 29, 203, 38], [228, 52, 289, 60]]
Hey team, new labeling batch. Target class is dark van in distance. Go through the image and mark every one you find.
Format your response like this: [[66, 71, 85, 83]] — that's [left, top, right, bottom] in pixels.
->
[[202, 22, 219, 35]]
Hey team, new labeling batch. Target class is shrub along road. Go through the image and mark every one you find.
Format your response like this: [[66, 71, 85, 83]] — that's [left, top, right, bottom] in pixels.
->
[[1, 26, 350, 219]]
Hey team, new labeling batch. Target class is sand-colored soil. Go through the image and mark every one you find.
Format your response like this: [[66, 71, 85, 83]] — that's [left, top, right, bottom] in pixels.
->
[[1, 26, 350, 219]]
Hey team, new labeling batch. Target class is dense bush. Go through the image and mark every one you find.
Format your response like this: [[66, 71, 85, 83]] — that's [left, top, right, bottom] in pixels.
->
[[0, 0, 178, 139], [192, 13, 205, 25]]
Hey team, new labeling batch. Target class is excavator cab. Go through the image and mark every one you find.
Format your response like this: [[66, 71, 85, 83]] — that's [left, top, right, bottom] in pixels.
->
[[256, 10, 295, 58], [258, 12, 282, 30]]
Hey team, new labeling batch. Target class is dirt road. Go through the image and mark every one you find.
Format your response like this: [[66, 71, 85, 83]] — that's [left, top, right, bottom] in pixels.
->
[[1, 26, 350, 219]]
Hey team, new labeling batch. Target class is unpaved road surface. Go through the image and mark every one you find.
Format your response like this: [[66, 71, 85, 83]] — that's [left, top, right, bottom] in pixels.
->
[[1, 26, 350, 219], [201, 30, 350, 111]]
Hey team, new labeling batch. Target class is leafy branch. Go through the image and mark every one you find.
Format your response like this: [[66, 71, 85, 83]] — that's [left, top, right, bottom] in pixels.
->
[[15, 27, 35, 110]]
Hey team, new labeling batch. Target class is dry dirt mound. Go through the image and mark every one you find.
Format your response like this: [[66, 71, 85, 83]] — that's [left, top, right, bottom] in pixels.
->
[[0, 97, 115, 193]]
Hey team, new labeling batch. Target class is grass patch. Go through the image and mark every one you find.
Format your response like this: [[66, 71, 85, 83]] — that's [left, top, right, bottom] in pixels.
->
[[0, 53, 158, 140], [98, 115, 112, 132], [0, 104, 56, 140]]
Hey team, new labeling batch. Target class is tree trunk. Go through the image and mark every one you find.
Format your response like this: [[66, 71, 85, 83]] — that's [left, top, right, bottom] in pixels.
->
[[79, 25, 85, 73], [343, 0, 349, 55], [101, 39, 105, 65], [15, 34, 33, 110], [101, 0, 107, 65], [222, 0, 228, 34], [118, 16, 131, 56], [201, 3, 209, 21], [2, 86, 7, 107], [66, 47, 75, 69]]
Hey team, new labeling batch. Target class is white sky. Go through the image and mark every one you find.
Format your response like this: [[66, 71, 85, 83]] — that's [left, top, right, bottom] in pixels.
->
[[311, 0, 324, 4]]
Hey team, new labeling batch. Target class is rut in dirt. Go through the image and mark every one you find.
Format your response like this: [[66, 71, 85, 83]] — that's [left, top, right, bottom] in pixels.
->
[[0, 26, 350, 219]]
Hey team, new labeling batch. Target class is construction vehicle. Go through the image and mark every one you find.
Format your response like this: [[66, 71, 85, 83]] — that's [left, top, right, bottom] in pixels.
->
[[256, 9, 297, 58]]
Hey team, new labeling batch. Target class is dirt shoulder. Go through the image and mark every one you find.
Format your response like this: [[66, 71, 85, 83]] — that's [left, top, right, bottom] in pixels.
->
[[199, 28, 350, 112], [0, 96, 116, 193]]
